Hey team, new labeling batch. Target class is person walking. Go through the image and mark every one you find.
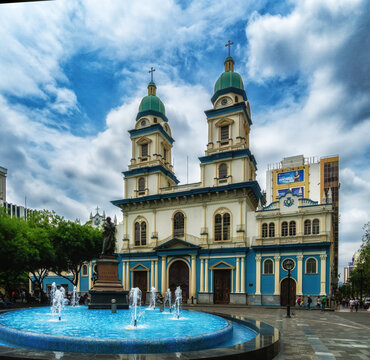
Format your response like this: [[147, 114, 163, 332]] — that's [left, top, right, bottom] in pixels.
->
[[322, 295, 326, 310], [316, 296, 321, 309], [349, 298, 355, 312], [307, 295, 312, 310], [355, 298, 359, 312]]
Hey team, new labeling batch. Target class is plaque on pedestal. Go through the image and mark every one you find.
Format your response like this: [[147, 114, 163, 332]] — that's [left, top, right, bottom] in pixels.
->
[[88, 255, 129, 309]]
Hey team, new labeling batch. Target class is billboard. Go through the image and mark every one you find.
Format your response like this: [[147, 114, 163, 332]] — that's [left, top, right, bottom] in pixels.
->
[[277, 169, 304, 184], [278, 187, 304, 198]]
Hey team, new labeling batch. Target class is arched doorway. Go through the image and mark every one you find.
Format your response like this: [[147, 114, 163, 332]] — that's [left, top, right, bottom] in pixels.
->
[[280, 277, 296, 306], [168, 260, 189, 302]]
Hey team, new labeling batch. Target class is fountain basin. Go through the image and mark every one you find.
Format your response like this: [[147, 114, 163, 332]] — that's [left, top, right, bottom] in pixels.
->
[[0, 307, 236, 354]]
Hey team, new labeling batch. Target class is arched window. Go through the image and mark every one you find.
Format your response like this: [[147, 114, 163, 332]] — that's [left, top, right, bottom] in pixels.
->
[[262, 223, 268, 238], [219, 163, 227, 178], [214, 211, 231, 241], [269, 223, 275, 237], [134, 220, 147, 246], [312, 219, 320, 234], [304, 220, 311, 235], [289, 221, 296, 236], [81, 264, 88, 276], [306, 258, 317, 274], [263, 259, 273, 274], [220, 125, 229, 142], [281, 221, 288, 237], [141, 144, 148, 158], [138, 177, 145, 194], [173, 212, 185, 238]]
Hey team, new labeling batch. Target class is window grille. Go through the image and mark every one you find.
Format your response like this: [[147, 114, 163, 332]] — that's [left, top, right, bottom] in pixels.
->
[[173, 212, 185, 238], [269, 223, 275, 237], [312, 219, 319, 234], [220, 125, 229, 141], [304, 220, 311, 235], [219, 163, 227, 178], [306, 258, 316, 274], [289, 221, 296, 236], [264, 259, 273, 274], [262, 223, 268, 238], [281, 222, 288, 236]]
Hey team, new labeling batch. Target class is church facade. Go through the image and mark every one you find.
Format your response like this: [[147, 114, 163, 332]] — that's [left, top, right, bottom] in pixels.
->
[[35, 52, 335, 306], [103, 54, 334, 306]]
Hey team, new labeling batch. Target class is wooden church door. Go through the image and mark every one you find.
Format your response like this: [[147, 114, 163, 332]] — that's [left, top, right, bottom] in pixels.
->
[[214, 270, 230, 304], [169, 261, 189, 301], [280, 277, 296, 306], [134, 271, 147, 304]]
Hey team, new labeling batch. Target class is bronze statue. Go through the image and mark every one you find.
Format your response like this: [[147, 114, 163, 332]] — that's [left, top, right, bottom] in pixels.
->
[[101, 217, 116, 255]]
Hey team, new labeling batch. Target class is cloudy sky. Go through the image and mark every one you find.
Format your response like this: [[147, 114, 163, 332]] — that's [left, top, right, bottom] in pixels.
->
[[0, 0, 369, 280]]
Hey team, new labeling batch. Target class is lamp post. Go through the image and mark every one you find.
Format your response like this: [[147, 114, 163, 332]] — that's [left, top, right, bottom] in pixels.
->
[[283, 259, 295, 318]]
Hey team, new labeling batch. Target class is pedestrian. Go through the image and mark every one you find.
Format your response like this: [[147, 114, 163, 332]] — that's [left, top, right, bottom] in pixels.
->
[[321, 295, 326, 310], [296, 296, 301, 307], [316, 296, 321, 309], [355, 298, 359, 312], [307, 295, 312, 310], [349, 298, 355, 312]]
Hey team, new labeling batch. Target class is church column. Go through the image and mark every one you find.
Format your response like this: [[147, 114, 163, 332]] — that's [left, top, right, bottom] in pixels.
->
[[122, 261, 126, 289], [274, 256, 280, 295], [200, 259, 204, 292], [236, 257, 240, 293], [161, 256, 167, 295], [297, 254, 303, 295], [255, 255, 262, 295], [155, 259, 158, 290], [88, 262, 92, 290], [241, 257, 245, 293], [320, 254, 327, 295], [151, 260, 155, 289], [205, 258, 209, 292], [191, 255, 197, 298], [125, 261, 130, 290]]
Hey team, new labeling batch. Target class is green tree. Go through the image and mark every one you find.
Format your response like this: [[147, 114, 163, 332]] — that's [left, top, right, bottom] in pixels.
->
[[51, 220, 103, 287], [0, 209, 30, 296], [349, 222, 370, 298]]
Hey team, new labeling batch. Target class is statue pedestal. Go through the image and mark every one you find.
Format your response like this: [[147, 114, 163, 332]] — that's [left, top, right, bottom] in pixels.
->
[[88, 255, 129, 309]]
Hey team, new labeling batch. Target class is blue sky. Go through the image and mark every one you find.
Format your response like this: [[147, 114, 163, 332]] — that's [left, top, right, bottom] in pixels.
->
[[0, 0, 369, 280]]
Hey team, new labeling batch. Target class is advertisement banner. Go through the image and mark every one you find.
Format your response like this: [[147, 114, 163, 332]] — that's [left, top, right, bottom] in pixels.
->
[[277, 169, 304, 184], [278, 187, 304, 198]]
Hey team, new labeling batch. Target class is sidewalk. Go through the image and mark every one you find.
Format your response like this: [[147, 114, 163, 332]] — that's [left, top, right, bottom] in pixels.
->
[[189, 305, 370, 360]]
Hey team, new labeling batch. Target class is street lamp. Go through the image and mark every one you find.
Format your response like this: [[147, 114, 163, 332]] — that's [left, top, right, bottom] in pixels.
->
[[283, 259, 295, 318]]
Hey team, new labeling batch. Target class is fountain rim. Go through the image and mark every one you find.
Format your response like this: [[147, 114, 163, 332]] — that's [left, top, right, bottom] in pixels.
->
[[0, 308, 234, 354], [0, 309, 280, 359]]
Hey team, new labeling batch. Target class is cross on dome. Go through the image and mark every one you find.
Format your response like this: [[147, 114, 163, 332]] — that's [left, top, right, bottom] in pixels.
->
[[149, 67, 155, 82], [225, 40, 234, 57]]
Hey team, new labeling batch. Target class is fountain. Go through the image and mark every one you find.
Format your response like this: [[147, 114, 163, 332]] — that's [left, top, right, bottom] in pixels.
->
[[164, 288, 172, 312], [173, 286, 182, 319], [129, 287, 142, 327], [0, 291, 279, 358], [52, 288, 64, 321], [148, 286, 156, 310], [71, 286, 78, 307]]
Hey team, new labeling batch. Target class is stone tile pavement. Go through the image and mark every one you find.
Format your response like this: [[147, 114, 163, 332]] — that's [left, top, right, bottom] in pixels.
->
[[188, 305, 370, 359]]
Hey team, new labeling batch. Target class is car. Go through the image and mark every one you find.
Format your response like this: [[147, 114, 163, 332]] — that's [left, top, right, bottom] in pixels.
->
[[363, 298, 370, 309]]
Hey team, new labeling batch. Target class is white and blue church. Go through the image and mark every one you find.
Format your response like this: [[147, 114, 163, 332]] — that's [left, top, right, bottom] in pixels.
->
[[46, 53, 335, 306]]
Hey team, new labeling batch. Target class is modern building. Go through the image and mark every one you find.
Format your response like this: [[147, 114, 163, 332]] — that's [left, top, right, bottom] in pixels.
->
[[266, 154, 339, 293], [0, 166, 6, 202]]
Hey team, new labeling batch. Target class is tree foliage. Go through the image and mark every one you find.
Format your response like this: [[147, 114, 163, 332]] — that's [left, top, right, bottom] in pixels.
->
[[0, 207, 103, 296], [51, 221, 103, 287], [347, 222, 370, 297]]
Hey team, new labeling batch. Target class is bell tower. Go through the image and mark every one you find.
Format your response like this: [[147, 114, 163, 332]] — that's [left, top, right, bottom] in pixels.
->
[[199, 42, 257, 187], [123, 69, 179, 199]]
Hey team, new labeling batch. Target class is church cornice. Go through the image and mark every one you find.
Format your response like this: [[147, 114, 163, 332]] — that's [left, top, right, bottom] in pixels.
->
[[136, 110, 168, 122], [205, 101, 251, 125], [122, 165, 179, 184], [199, 148, 257, 169], [111, 180, 262, 209], [211, 87, 247, 104], [252, 242, 331, 251], [129, 124, 174, 145]]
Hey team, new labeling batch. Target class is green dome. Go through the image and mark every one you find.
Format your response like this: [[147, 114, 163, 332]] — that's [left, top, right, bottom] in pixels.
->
[[214, 71, 244, 93], [138, 95, 165, 115]]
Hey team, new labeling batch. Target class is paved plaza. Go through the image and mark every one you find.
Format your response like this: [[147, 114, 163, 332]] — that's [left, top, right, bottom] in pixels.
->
[[188, 305, 370, 359]]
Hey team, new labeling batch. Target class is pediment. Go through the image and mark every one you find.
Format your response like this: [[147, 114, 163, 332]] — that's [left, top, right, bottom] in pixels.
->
[[130, 263, 149, 271], [215, 118, 234, 127], [209, 260, 235, 270], [154, 238, 200, 250], [136, 136, 152, 145]]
